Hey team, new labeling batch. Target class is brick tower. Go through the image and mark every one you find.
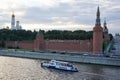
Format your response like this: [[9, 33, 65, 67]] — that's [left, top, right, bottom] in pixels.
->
[[34, 30, 45, 50], [93, 6, 103, 54], [103, 19, 110, 41]]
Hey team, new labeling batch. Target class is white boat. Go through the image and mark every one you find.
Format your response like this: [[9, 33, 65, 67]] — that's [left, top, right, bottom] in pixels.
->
[[41, 60, 78, 72]]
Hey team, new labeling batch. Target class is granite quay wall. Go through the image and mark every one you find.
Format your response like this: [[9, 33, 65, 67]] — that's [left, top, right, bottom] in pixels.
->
[[0, 50, 119, 66]]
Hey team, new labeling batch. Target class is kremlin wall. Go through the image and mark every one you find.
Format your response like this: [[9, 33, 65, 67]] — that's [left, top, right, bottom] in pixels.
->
[[5, 37, 93, 52], [5, 7, 110, 54]]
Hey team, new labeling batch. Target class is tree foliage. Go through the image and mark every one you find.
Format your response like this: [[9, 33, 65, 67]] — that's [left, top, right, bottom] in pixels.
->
[[0, 29, 93, 42], [0, 29, 37, 41], [44, 30, 93, 40], [109, 34, 113, 40]]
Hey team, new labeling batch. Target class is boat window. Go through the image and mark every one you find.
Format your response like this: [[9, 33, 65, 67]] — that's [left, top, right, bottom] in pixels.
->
[[67, 64, 73, 67], [60, 63, 73, 67]]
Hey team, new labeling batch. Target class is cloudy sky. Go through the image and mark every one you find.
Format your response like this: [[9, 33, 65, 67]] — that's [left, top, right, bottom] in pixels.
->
[[0, 0, 120, 34]]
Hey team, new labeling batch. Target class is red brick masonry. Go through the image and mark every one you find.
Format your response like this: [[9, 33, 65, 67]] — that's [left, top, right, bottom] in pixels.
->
[[5, 38, 93, 52], [5, 41, 34, 50]]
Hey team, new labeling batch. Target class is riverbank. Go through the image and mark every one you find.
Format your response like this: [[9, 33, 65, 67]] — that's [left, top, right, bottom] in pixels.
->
[[0, 50, 120, 66]]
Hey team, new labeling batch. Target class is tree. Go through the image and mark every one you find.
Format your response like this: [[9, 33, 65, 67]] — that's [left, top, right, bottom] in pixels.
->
[[109, 34, 113, 40], [0, 29, 93, 41]]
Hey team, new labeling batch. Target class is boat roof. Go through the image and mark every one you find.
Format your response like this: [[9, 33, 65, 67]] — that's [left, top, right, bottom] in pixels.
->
[[50, 60, 68, 64]]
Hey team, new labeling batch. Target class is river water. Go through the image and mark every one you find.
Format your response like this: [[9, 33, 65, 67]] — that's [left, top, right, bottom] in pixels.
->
[[0, 56, 120, 80]]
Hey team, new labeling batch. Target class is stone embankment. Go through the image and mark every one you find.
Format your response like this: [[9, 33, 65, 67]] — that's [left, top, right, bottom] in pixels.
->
[[0, 49, 120, 66]]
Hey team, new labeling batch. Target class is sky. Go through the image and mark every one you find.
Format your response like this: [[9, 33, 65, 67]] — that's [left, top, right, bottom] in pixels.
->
[[0, 0, 120, 35]]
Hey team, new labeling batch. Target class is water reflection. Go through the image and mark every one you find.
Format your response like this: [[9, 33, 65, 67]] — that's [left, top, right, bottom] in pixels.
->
[[90, 65, 104, 80], [0, 56, 120, 80]]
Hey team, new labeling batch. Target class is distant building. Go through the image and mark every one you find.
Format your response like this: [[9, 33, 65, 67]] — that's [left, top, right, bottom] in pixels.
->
[[115, 33, 120, 36], [11, 13, 15, 30], [16, 21, 22, 30], [11, 13, 22, 30], [103, 19, 108, 34], [103, 19, 110, 41]]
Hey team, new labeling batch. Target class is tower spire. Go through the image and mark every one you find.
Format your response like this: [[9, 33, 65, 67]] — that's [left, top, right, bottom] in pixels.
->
[[95, 6, 101, 26], [97, 6, 100, 16], [104, 18, 107, 29], [103, 18, 108, 34]]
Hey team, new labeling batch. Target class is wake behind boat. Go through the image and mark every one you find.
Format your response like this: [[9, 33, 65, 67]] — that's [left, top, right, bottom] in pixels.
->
[[41, 60, 78, 72]]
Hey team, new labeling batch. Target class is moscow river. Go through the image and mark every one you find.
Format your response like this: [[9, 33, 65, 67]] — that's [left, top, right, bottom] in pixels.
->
[[0, 56, 120, 80]]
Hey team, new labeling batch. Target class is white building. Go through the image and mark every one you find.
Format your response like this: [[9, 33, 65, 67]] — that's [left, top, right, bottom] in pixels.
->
[[11, 14, 15, 30], [16, 20, 22, 30], [11, 13, 22, 30]]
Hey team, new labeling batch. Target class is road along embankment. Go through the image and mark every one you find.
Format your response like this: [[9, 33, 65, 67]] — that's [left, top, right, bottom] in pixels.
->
[[0, 50, 120, 66]]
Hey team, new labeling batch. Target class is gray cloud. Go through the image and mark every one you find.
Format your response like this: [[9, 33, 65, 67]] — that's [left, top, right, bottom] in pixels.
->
[[22, 2, 98, 25], [0, 0, 120, 34]]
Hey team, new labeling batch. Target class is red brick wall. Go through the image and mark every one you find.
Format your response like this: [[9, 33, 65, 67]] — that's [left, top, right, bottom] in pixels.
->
[[5, 41, 16, 48], [17, 41, 34, 49], [34, 35, 45, 50], [5, 39, 93, 52], [93, 26, 103, 54], [5, 41, 34, 50], [45, 40, 92, 52]]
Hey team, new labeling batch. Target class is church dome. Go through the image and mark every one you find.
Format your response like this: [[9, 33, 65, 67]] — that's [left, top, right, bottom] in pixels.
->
[[12, 14, 15, 17]]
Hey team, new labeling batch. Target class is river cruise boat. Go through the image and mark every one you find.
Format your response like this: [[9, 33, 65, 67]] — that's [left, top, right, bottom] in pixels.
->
[[41, 60, 78, 72]]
